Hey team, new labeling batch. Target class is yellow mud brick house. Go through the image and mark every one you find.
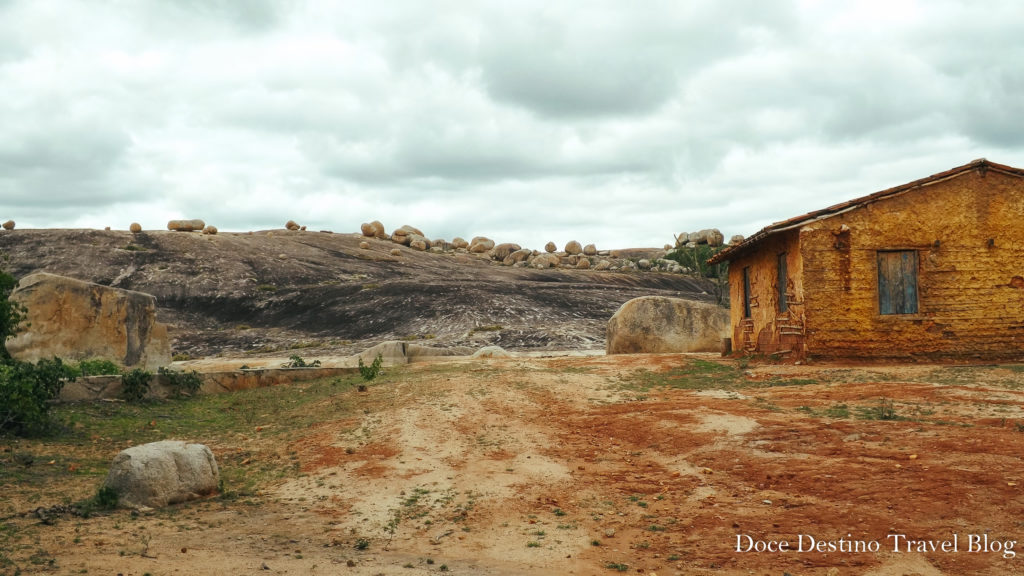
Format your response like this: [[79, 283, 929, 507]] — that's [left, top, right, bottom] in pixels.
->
[[709, 159, 1024, 360]]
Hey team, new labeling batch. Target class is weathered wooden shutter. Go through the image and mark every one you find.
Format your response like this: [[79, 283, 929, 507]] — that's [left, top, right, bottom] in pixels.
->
[[878, 251, 918, 314], [743, 267, 752, 318]]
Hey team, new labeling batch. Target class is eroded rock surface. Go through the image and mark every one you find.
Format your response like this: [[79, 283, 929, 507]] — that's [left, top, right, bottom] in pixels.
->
[[7, 272, 170, 369]]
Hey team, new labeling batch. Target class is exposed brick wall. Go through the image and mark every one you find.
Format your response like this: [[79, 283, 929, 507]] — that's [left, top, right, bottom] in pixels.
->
[[727, 168, 1024, 360], [800, 169, 1024, 359]]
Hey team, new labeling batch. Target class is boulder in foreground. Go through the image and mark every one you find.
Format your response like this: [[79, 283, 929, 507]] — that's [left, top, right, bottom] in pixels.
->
[[606, 296, 728, 354], [103, 441, 219, 508]]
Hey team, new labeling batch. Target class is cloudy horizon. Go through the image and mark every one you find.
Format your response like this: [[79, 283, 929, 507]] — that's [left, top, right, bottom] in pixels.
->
[[1, 0, 1022, 249]]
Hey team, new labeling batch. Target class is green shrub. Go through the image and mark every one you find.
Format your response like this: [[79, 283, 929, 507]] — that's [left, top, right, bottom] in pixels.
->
[[0, 358, 76, 435], [358, 353, 383, 382], [120, 368, 153, 402], [282, 355, 320, 368], [73, 358, 122, 377], [77, 486, 119, 517], [158, 367, 203, 398], [0, 262, 26, 361]]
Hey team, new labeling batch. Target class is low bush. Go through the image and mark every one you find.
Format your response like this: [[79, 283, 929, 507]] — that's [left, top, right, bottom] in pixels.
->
[[120, 368, 153, 402], [358, 353, 383, 381], [158, 367, 203, 398], [0, 357, 76, 435], [72, 358, 122, 377]]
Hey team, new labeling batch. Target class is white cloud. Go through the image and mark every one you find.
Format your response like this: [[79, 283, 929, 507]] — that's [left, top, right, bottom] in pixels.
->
[[1, 0, 1022, 246]]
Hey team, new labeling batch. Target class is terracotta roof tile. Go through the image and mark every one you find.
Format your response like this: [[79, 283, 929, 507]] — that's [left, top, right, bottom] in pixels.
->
[[708, 159, 1024, 264]]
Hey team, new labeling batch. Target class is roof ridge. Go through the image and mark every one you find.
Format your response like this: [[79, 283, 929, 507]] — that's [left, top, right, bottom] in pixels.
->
[[708, 159, 1023, 264]]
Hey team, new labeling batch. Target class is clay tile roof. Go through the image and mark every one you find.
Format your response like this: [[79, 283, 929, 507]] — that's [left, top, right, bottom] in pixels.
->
[[707, 158, 1024, 265]]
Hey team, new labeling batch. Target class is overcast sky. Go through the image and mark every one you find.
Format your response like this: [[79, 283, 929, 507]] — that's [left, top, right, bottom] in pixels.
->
[[1, 1, 1022, 249]]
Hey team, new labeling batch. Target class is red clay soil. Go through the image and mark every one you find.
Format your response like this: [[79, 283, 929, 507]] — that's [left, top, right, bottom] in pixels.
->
[[9, 354, 1024, 575]]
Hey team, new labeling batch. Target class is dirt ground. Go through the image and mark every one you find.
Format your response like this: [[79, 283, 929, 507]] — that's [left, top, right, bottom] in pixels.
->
[[5, 353, 1024, 575]]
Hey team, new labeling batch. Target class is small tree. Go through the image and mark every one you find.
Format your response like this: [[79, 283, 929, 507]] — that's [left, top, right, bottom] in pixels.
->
[[0, 263, 26, 361], [0, 262, 75, 435]]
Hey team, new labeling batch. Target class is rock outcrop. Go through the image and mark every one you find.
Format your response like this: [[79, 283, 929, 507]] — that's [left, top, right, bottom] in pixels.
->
[[451, 237, 469, 250], [565, 240, 583, 255], [471, 345, 511, 358], [606, 296, 728, 354], [356, 341, 473, 365], [285, 220, 301, 231], [129, 223, 142, 233], [6, 273, 171, 369], [103, 441, 219, 508], [544, 242, 557, 253], [202, 225, 218, 235], [2, 220, 14, 231], [583, 243, 597, 256]]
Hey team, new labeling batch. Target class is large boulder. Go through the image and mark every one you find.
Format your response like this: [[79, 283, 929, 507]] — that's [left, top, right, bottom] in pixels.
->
[[359, 220, 387, 239], [564, 240, 583, 255], [103, 441, 219, 508], [503, 248, 532, 266], [167, 219, 205, 232], [6, 273, 171, 369], [606, 296, 728, 354], [490, 242, 521, 261], [530, 253, 560, 269], [583, 243, 598, 256], [687, 229, 725, 247], [469, 236, 495, 253], [408, 235, 429, 251], [451, 237, 469, 250], [391, 225, 424, 246], [544, 241, 557, 253]]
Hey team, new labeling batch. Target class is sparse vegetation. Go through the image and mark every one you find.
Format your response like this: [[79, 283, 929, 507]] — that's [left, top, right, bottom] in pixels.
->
[[856, 397, 901, 421], [158, 366, 203, 398], [663, 244, 728, 304], [358, 353, 383, 381], [282, 355, 321, 368], [120, 368, 153, 402]]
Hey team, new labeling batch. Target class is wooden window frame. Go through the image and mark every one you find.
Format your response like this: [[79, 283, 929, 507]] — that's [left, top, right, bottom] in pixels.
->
[[777, 252, 788, 313], [877, 250, 919, 315]]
